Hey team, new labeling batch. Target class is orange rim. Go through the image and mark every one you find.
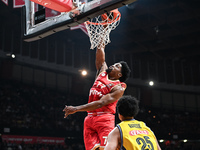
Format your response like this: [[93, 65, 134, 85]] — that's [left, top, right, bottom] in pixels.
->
[[85, 12, 121, 26]]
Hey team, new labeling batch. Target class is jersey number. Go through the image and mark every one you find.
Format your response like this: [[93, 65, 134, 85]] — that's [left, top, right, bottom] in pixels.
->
[[136, 136, 154, 150]]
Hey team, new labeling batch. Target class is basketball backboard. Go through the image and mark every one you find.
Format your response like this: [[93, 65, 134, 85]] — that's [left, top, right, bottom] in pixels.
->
[[22, 0, 137, 42]]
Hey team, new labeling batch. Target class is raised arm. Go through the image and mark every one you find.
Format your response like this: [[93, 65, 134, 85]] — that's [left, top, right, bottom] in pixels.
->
[[95, 44, 108, 76], [63, 85, 124, 118]]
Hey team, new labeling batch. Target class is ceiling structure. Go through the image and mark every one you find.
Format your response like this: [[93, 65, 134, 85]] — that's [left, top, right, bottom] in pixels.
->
[[0, 0, 200, 90], [114, 0, 200, 60]]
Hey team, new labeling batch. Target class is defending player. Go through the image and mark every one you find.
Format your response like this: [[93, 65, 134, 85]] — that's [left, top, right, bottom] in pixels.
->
[[105, 95, 162, 150], [63, 42, 131, 150]]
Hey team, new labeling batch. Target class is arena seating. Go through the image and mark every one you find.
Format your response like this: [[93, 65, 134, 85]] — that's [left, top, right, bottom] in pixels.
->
[[0, 79, 199, 150]]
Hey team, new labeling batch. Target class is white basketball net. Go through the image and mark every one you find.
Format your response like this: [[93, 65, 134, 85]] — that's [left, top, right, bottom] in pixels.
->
[[84, 11, 121, 49]]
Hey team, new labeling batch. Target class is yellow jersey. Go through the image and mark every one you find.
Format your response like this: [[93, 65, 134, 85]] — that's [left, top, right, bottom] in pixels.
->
[[117, 119, 158, 150]]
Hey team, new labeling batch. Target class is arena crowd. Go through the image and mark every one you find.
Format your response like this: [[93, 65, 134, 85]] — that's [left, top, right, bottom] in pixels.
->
[[0, 79, 199, 150]]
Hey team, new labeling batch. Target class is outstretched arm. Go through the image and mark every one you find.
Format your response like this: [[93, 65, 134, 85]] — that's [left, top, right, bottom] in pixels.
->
[[95, 43, 108, 77], [104, 127, 121, 150], [63, 86, 124, 118]]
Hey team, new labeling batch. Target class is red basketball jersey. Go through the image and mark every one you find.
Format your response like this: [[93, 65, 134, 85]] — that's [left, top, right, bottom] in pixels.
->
[[88, 71, 126, 114]]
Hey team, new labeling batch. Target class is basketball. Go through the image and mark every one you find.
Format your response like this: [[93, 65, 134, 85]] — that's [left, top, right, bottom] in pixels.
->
[[101, 9, 120, 22]]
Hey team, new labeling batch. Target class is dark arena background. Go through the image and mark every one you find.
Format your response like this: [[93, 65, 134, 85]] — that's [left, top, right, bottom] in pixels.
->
[[0, 0, 200, 149]]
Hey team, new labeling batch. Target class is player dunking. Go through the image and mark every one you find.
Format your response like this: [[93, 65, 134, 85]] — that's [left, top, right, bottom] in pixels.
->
[[63, 41, 131, 150]]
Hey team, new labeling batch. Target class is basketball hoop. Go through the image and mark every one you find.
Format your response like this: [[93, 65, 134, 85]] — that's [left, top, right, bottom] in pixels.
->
[[84, 9, 121, 49]]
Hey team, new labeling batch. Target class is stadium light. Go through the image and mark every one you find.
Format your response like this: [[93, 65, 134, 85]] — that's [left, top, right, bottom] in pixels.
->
[[6, 53, 15, 59], [149, 81, 154, 86], [159, 139, 164, 143], [11, 54, 15, 58], [81, 70, 87, 76], [183, 139, 188, 143]]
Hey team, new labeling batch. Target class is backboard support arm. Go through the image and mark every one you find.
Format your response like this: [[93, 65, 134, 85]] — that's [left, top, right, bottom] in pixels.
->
[[23, 0, 137, 42]]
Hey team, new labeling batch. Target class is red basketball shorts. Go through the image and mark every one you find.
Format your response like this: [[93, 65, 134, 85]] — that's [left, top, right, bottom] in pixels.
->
[[83, 113, 115, 150]]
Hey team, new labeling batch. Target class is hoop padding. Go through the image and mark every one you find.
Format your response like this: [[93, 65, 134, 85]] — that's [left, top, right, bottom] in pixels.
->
[[84, 9, 121, 49]]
